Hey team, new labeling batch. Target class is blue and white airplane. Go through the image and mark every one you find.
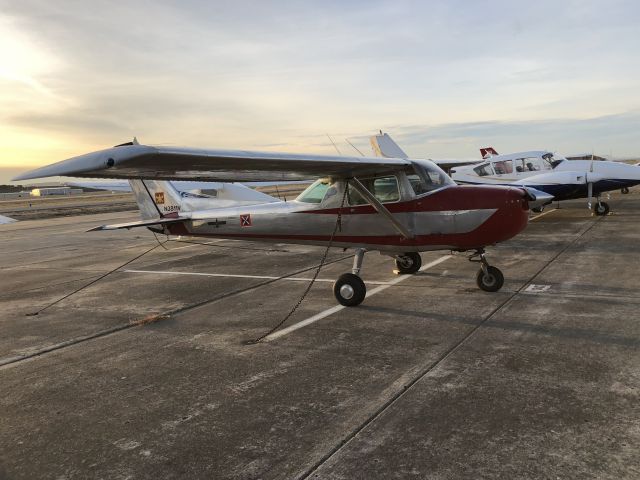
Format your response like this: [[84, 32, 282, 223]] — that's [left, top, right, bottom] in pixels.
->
[[371, 133, 640, 215]]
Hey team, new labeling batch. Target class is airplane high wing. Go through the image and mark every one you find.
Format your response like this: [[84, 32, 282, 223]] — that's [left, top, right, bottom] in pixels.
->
[[14, 141, 410, 183], [15, 139, 536, 307]]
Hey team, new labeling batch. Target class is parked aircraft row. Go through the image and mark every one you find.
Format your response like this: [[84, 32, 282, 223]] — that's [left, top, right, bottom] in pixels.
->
[[370, 133, 640, 216], [14, 131, 635, 308]]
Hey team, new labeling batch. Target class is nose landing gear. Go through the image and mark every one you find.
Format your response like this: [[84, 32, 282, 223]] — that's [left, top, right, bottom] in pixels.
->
[[593, 201, 610, 216], [470, 249, 504, 292], [394, 252, 422, 274], [333, 248, 367, 306]]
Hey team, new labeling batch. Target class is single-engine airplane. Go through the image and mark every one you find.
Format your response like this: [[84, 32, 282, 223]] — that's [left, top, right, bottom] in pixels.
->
[[371, 132, 640, 215], [14, 139, 538, 307]]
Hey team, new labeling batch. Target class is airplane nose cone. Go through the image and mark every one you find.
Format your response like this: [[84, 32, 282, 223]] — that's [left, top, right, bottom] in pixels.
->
[[446, 185, 530, 248]]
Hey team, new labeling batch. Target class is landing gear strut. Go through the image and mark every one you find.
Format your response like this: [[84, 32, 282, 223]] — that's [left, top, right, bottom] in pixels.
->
[[470, 249, 504, 292], [333, 248, 367, 306]]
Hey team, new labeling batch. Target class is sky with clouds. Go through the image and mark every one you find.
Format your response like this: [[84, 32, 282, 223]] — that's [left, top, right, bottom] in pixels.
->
[[1, 0, 640, 182]]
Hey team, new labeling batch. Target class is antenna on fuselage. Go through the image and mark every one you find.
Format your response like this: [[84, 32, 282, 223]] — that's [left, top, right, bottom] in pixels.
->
[[345, 138, 364, 157]]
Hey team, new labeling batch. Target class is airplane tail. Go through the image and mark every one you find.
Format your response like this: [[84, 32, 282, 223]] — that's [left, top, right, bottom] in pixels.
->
[[370, 132, 408, 159], [89, 179, 281, 232], [129, 179, 185, 220], [480, 147, 499, 159]]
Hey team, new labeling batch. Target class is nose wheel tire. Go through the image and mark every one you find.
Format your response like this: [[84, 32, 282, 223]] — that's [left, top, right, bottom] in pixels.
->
[[532, 206, 545, 213], [594, 201, 610, 216], [394, 252, 422, 274], [476, 266, 504, 292], [621, 187, 630, 194], [333, 273, 366, 307]]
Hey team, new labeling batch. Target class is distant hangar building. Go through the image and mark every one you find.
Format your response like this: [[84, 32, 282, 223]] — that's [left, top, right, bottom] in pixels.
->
[[31, 187, 83, 196]]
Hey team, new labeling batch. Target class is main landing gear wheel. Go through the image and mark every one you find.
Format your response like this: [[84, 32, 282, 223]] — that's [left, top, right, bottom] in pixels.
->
[[621, 187, 630, 194], [469, 248, 505, 292], [476, 266, 504, 292], [394, 252, 422, 274], [333, 273, 366, 307], [594, 201, 610, 216], [532, 205, 545, 213]]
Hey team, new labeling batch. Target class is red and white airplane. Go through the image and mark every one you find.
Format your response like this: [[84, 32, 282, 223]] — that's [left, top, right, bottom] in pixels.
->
[[14, 139, 538, 306]]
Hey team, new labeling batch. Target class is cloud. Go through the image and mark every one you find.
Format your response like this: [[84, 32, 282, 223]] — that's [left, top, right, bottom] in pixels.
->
[[1, 0, 639, 168], [365, 111, 640, 157]]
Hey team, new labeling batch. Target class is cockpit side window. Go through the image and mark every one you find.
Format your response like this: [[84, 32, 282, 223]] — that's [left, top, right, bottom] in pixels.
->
[[541, 153, 555, 170], [473, 163, 493, 177], [406, 173, 427, 195], [408, 162, 454, 195], [348, 176, 400, 205]]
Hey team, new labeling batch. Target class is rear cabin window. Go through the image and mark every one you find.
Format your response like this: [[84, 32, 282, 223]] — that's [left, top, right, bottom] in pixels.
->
[[348, 176, 400, 205], [514, 157, 541, 172]]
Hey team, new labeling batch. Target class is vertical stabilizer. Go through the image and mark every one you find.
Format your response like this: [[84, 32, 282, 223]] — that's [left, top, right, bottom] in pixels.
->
[[129, 180, 184, 220], [480, 147, 499, 159], [370, 132, 408, 159]]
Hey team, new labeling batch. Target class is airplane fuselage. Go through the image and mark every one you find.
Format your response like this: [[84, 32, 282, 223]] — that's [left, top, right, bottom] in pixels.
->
[[452, 157, 640, 202], [164, 184, 530, 253]]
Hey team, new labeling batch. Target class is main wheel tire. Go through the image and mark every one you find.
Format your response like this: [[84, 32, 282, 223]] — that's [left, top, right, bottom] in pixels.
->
[[394, 252, 422, 274], [621, 187, 630, 194], [333, 273, 366, 307], [476, 266, 504, 292], [594, 201, 610, 216]]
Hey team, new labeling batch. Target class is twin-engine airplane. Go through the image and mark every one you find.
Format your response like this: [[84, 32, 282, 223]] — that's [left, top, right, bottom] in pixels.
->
[[371, 133, 640, 215], [14, 139, 536, 307]]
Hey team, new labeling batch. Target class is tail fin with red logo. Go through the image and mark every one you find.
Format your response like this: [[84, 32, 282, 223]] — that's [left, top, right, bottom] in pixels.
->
[[480, 147, 499, 159]]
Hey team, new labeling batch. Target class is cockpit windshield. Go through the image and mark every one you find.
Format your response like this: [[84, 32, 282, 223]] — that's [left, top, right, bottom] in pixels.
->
[[408, 161, 455, 195], [296, 179, 331, 203], [543, 152, 565, 168]]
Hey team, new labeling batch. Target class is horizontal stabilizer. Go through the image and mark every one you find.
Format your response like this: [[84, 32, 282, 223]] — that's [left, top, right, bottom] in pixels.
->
[[0, 214, 17, 225], [87, 217, 186, 232]]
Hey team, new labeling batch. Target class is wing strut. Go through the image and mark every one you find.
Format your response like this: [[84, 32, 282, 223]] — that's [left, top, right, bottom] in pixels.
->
[[349, 177, 414, 239]]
